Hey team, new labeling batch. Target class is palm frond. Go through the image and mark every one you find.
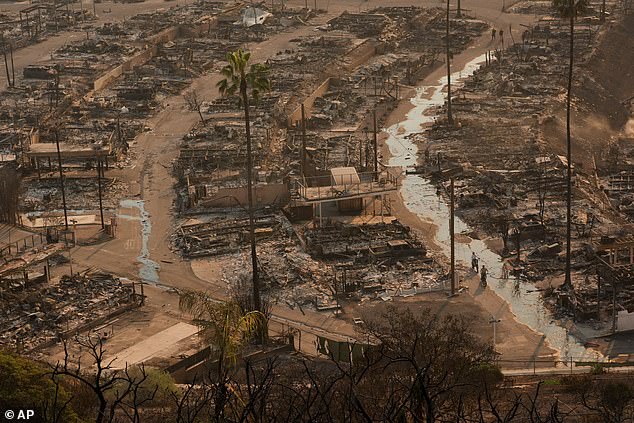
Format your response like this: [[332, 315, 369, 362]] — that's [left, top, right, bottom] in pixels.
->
[[217, 49, 272, 105], [178, 290, 266, 366], [552, 0, 588, 17]]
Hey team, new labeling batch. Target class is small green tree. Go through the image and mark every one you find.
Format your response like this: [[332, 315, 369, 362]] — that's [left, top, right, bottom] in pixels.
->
[[179, 292, 266, 420], [179, 293, 265, 368], [217, 50, 271, 312], [576, 376, 634, 422], [0, 351, 79, 422]]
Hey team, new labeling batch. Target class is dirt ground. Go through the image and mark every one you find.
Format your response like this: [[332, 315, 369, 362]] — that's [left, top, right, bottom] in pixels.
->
[[33, 0, 571, 369]]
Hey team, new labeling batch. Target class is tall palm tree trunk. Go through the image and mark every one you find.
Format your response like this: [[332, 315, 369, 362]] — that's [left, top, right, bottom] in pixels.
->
[[446, 0, 453, 124], [241, 80, 261, 311], [564, 3, 574, 287]]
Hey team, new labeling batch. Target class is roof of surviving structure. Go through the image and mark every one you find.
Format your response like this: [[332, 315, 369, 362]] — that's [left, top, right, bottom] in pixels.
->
[[330, 167, 360, 185], [26, 142, 110, 159]]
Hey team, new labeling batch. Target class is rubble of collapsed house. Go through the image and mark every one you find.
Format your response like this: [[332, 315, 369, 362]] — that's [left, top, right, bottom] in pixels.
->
[[0, 268, 137, 353], [327, 7, 487, 54], [543, 234, 634, 329], [411, 2, 634, 327], [0, 226, 137, 352], [174, 213, 285, 258], [261, 219, 443, 310], [0, 1, 95, 55], [172, 211, 444, 309], [175, 122, 272, 210]]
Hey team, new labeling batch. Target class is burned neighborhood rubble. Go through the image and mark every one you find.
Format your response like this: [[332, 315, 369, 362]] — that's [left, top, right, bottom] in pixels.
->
[[1, 2, 319, 226], [405, 0, 634, 333], [0, 264, 137, 352], [3, 0, 633, 387], [0, 1, 96, 59], [167, 6, 490, 312]]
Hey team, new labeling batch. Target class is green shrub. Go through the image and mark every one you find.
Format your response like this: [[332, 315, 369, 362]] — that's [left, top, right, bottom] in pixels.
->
[[111, 365, 178, 405], [0, 350, 81, 422]]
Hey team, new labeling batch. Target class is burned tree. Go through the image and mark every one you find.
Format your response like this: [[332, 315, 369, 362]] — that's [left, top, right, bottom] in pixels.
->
[[50, 335, 175, 423], [183, 90, 205, 125]]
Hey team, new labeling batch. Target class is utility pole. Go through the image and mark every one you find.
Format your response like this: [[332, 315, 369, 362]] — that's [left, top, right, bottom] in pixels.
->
[[515, 227, 521, 262], [373, 109, 378, 174], [457, 0, 462, 17], [489, 317, 501, 352], [301, 103, 307, 177], [117, 112, 122, 148], [97, 158, 104, 229], [450, 178, 455, 295], [54, 70, 60, 107], [9, 42, 14, 87], [564, 0, 575, 289], [68, 219, 77, 277], [597, 272, 601, 316], [54, 130, 68, 229], [2, 43, 11, 87], [612, 281, 617, 334], [446, 0, 453, 124]]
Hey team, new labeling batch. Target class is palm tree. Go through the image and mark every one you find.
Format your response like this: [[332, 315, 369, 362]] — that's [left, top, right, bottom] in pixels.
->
[[552, 0, 587, 287], [179, 291, 265, 419], [217, 50, 271, 312], [179, 292, 265, 367]]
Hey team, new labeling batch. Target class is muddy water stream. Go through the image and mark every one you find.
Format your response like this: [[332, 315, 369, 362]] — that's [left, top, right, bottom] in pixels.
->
[[120, 199, 161, 284], [385, 54, 598, 360]]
